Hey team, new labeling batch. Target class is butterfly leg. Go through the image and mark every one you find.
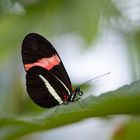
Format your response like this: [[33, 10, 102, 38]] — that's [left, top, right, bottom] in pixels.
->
[[46, 105, 61, 119]]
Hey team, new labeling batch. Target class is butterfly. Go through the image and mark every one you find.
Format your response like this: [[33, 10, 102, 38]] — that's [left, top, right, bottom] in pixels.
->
[[21, 33, 83, 108]]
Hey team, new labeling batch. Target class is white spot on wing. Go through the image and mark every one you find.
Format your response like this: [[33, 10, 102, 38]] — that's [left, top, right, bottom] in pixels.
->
[[54, 76, 71, 95], [39, 75, 63, 104]]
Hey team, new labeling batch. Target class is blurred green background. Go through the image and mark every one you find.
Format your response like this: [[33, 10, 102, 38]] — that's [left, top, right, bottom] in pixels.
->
[[0, 0, 140, 140]]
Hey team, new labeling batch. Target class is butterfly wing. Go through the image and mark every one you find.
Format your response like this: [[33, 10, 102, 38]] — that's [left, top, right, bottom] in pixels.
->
[[22, 33, 72, 93], [26, 66, 71, 108]]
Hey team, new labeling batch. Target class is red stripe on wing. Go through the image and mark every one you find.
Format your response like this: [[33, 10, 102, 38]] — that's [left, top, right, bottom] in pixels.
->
[[25, 54, 60, 71]]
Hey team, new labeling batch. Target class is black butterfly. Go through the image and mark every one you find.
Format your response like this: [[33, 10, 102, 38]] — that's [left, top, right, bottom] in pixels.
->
[[22, 33, 83, 108]]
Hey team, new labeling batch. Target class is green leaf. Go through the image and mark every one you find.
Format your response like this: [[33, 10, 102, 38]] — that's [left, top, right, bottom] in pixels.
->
[[0, 79, 140, 139]]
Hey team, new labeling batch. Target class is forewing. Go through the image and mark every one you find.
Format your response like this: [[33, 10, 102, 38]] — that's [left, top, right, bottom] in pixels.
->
[[22, 33, 72, 93]]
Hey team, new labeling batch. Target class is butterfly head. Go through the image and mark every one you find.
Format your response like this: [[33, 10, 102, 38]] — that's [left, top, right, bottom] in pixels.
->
[[67, 87, 83, 103]]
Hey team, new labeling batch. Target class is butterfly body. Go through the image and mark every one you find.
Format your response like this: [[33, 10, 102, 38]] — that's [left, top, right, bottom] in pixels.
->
[[22, 33, 83, 108]]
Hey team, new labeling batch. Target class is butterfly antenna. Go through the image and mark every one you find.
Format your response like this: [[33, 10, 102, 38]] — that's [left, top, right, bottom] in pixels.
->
[[77, 72, 110, 88]]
